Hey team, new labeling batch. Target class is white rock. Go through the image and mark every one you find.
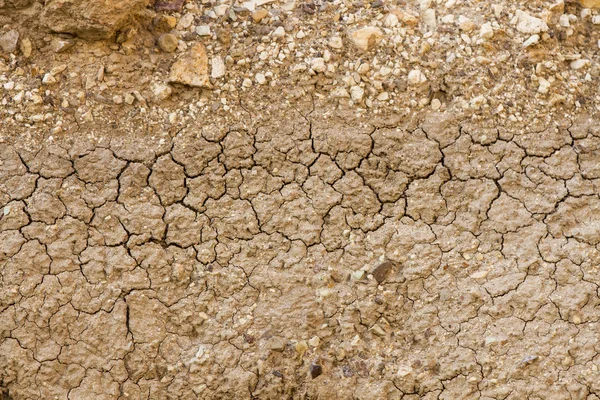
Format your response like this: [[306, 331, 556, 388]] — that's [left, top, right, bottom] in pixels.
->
[[177, 13, 195, 30], [211, 56, 226, 78], [310, 57, 326, 73], [559, 14, 570, 27], [384, 13, 399, 27], [113, 95, 123, 104], [214, 4, 228, 16], [272, 26, 286, 38], [42, 73, 57, 85], [379, 66, 392, 76], [243, 78, 253, 87], [431, 98, 442, 110], [423, 9, 436, 27], [331, 87, 350, 98], [470, 95, 487, 109], [571, 59, 590, 69], [515, 10, 549, 34], [255, 73, 266, 84], [377, 91, 389, 101], [296, 30, 305, 39], [592, 15, 600, 24], [3, 81, 14, 90], [538, 77, 551, 94], [493, 4, 504, 18], [124, 93, 135, 105], [350, 85, 364, 101], [329, 36, 343, 49], [152, 83, 172, 101], [522, 34, 540, 47], [407, 69, 427, 85], [480, 22, 494, 39], [196, 25, 211, 36]]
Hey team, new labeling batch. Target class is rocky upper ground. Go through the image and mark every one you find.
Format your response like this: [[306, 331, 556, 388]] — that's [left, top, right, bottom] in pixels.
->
[[0, 0, 599, 141]]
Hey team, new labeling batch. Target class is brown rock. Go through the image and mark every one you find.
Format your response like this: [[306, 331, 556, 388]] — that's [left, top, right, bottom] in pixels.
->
[[157, 33, 178, 53], [580, 0, 600, 7], [154, 0, 185, 11], [371, 260, 394, 283], [168, 42, 211, 88], [41, 0, 150, 40], [252, 9, 269, 23], [348, 26, 383, 51]]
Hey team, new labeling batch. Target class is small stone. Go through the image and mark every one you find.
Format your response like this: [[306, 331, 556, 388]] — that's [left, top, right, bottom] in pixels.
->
[[272, 26, 286, 38], [379, 66, 392, 76], [252, 9, 269, 23], [310, 57, 326, 73], [407, 69, 427, 85], [19, 37, 32, 57], [369, 324, 386, 336], [329, 36, 343, 49], [390, 9, 419, 25], [296, 30, 306, 39], [266, 336, 286, 352], [178, 13, 194, 29], [3, 81, 14, 90], [211, 56, 225, 79], [349, 26, 383, 51], [309, 363, 322, 379], [571, 59, 590, 70], [168, 43, 211, 88], [350, 86, 364, 102], [384, 13, 399, 27], [377, 92, 389, 101], [42, 73, 57, 85], [538, 77, 551, 94], [196, 25, 211, 36], [0, 29, 19, 53], [559, 14, 570, 27], [371, 261, 393, 283], [308, 336, 320, 347], [331, 87, 350, 98], [153, 15, 177, 31], [431, 98, 442, 110], [113, 95, 123, 104], [458, 15, 475, 32], [158, 34, 178, 53], [154, 0, 185, 12], [255, 73, 266, 85], [51, 37, 75, 53], [592, 15, 600, 24], [515, 10, 549, 34], [152, 83, 172, 101], [422, 8, 436, 27], [13, 90, 24, 104], [397, 365, 413, 377], [480, 22, 494, 39], [243, 78, 253, 87], [295, 341, 308, 357], [522, 34, 540, 47], [124, 93, 135, 105]]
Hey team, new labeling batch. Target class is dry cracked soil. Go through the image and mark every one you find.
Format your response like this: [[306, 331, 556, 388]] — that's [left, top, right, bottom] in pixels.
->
[[3, 0, 600, 399]]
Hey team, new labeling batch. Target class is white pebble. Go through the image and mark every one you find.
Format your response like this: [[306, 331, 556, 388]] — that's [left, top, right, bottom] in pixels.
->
[[407, 69, 427, 85]]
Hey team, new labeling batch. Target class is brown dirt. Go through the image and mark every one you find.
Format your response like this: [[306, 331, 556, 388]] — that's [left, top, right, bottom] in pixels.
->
[[3, 0, 600, 399]]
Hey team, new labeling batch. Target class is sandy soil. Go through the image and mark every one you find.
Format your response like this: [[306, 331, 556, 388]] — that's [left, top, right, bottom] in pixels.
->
[[3, 0, 600, 399]]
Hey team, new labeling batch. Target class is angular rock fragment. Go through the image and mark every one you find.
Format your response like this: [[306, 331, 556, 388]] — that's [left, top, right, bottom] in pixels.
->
[[0, 29, 19, 53], [168, 43, 212, 88], [348, 26, 383, 51], [371, 260, 394, 283]]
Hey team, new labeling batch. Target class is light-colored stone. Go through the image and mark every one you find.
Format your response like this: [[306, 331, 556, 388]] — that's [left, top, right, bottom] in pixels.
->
[[41, 0, 149, 40], [580, 0, 600, 8], [423, 8, 436, 27], [272, 26, 286, 38], [196, 25, 211, 36], [514, 10, 549, 34], [350, 85, 364, 101], [523, 34, 540, 47], [168, 43, 212, 88], [211, 56, 225, 79], [19, 37, 32, 57], [480, 22, 494, 39], [348, 27, 383, 51], [329, 36, 343, 49], [152, 83, 172, 101], [571, 59, 590, 70], [310, 58, 326, 73], [0, 30, 19, 54], [42, 73, 57, 85], [252, 9, 269, 23], [408, 69, 427, 85]]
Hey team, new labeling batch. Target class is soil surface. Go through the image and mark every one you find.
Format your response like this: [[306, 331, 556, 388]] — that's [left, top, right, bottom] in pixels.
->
[[2, 0, 600, 399]]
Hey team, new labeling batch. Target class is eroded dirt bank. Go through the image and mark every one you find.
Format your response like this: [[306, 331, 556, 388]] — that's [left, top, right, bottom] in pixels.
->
[[3, 105, 600, 399]]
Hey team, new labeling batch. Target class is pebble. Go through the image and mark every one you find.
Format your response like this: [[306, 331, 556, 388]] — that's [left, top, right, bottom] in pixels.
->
[[168, 43, 211, 88], [152, 83, 172, 101], [158, 34, 178, 53], [124, 93, 135, 105], [431, 98, 442, 110], [559, 14, 570, 27], [252, 9, 269, 23], [295, 341, 308, 357], [538, 78, 551, 94], [580, 0, 600, 7], [349, 26, 383, 51], [177, 13, 194, 30], [407, 69, 427, 85], [255, 73, 266, 84], [196, 25, 211, 36], [266, 336, 286, 352], [458, 15, 475, 32], [384, 13, 399, 27], [211, 56, 225, 78], [51, 38, 75, 53], [310, 58, 326, 73], [3, 81, 14, 90], [113, 95, 123, 104], [522, 34, 540, 48], [371, 260, 393, 283], [0, 29, 19, 53], [514, 10, 549, 34], [42, 73, 57, 85], [592, 15, 600, 24], [350, 85, 364, 102], [480, 22, 494, 39], [571, 59, 590, 69], [309, 363, 323, 379], [243, 78, 253, 87], [272, 26, 286, 38], [329, 36, 343, 49], [423, 9, 436, 27], [19, 37, 32, 57]]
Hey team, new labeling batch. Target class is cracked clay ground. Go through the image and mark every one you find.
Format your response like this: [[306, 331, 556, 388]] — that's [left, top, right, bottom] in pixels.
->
[[3, 109, 600, 400]]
